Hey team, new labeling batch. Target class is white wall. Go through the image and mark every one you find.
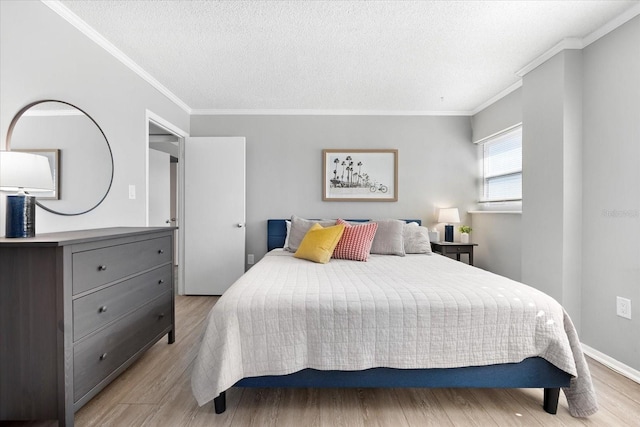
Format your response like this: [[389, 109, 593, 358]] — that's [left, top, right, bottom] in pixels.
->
[[0, 1, 189, 234], [190, 114, 475, 266], [581, 16, 639, 371]]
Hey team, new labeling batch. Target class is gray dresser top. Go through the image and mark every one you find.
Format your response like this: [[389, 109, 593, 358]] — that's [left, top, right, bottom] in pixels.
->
[[0, 227, 175, 247]]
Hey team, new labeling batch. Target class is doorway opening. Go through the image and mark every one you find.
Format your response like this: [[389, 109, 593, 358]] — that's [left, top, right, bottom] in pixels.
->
[[146, 110, 187, 295]]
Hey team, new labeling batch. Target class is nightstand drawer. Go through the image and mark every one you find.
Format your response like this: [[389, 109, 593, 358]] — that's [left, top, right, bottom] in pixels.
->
[[430, 242, 477, 266], [73, 264, 173, 340], [73, 236, 172, 294], [73, 291, 172, 402]]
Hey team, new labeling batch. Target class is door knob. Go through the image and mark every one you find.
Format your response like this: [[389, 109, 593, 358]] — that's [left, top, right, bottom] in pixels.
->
[[237, 223, 245, 228]]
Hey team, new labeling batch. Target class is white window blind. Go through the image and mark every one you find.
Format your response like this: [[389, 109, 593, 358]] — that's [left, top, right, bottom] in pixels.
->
[[481, 126, 522, 202]]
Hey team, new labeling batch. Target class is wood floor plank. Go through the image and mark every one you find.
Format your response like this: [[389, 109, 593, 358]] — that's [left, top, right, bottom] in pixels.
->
[[465, 389, 546, 426], [317, 388, 367, 427], [393, 388, 455, 426], [430, 388, 500, 426], [67, 295, 640, 427], [353, 388, 410, 427], [229, 388, 285, 427], [587, 358, 640, 404]]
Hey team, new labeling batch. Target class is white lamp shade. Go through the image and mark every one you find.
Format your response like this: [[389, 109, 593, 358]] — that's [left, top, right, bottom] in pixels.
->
[[438, 207, 460, 224], [0, 151, 55, 192]]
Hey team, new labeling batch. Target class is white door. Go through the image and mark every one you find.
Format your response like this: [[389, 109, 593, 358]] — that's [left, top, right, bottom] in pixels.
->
[[148, 148, 171, 227], [184, 137, 246, 295]]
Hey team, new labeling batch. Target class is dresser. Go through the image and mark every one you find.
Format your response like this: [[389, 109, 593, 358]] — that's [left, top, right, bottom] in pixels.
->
[[0, 227, 176, 426]]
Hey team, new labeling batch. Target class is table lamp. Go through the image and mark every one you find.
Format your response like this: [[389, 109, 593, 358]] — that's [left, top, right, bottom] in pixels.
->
[[438, 207, 460, 242], [1, 151, 55, 237]]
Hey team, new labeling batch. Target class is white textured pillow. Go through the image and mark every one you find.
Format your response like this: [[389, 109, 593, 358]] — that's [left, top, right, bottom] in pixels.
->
[[370, 219, 405, 256], [283, 220, 291, 249], [403, 222, 432, 254], [286, 215, 337, 252]]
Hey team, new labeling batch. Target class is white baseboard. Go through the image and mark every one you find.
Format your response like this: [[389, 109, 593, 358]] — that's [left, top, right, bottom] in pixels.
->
[[581, 343, 640, 384]]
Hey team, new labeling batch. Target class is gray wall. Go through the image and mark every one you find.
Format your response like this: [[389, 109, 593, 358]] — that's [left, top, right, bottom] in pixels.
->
[[190, 115, 476, 265], [471, 88, 522, 143], [473, 16, 639, 371], [470, 213, 522, 281], [581, 16, 639, 370], [470, 87, 523, 281], [521, 49, 584, 328], [0, 1, 189, 234]]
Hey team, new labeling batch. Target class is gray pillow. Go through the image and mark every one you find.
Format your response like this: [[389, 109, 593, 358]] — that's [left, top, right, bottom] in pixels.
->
[[403, 222, 432, 254], [370, 219, 405, 256], [285, 215, 337, 252]]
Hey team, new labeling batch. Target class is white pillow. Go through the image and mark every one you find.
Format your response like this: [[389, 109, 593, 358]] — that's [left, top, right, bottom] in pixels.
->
[[283, 220, 291, 249], [403, 222, 432, 254]]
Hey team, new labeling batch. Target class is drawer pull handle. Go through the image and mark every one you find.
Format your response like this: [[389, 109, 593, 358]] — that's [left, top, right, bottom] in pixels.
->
[[158, 249, 164, 254], [100, 353, 108, 361], [158, 279, 165, 284], [98, 305, 108, 313], [98, 265, 107, 271], [158, 313, 165, 319]]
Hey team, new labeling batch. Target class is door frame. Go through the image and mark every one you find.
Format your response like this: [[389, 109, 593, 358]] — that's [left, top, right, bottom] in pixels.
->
[[146, 110, 188, 295]]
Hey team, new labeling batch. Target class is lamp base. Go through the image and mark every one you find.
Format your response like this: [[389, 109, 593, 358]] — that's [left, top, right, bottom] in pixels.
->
[[444, 224, 454, 242], [6, 194, 36, 238]]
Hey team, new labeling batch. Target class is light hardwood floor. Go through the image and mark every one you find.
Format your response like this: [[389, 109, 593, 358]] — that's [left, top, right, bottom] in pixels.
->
[[7, 295, 639, 426]]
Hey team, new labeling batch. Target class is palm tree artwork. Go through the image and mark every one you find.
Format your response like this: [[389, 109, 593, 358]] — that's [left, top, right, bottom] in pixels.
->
[[328, 155, 382, 191]]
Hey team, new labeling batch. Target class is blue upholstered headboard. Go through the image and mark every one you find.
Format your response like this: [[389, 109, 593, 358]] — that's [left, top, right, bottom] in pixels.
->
[[267, 219, 421, 251]]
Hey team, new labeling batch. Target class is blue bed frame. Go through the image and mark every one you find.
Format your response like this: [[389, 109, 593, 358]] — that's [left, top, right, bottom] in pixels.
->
[[212, 219, 572, 414]]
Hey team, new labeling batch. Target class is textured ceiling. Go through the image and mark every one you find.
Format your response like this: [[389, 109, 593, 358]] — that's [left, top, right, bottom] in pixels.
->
[[58, 0, 639, 114]]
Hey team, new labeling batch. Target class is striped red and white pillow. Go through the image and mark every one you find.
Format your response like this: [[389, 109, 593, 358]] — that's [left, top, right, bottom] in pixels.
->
[[332, 219, 378, 261]]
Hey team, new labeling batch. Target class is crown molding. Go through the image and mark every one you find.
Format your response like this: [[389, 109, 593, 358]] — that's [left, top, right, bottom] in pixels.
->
[[190, 109, 473, 116], [23, 109, 84, 117], [42, 1, 192, 114], [515, 37, 583, 78], [42, 0, 640, 118], [470, 80, 523, 116], [583, 2, 640, 47], [516, 4, 640, 78]]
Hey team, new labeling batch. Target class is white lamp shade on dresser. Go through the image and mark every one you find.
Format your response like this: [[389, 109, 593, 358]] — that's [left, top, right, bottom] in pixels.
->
[[0, 151, 54, 193]]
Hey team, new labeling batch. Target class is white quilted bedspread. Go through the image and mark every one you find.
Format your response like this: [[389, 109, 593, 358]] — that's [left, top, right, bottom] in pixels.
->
[[191, 250, 597, 417]]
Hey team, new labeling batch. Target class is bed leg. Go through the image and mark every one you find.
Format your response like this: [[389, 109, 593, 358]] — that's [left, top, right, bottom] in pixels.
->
[[214, 391, 226, 414], [543, 388, 560, 414]]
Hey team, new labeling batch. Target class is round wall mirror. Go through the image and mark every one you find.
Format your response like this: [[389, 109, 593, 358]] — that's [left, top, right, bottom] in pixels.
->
[[6, 100, 114, 216]]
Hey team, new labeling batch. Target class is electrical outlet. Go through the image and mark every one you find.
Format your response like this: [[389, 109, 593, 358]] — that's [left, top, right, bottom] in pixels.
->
[[128, 185, 136, 200], [247, 254, 254, 265], [616, 297, 632, 320]]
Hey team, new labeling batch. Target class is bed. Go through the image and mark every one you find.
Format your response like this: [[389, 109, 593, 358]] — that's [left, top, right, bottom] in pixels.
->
[[191, 218, 597, 417]]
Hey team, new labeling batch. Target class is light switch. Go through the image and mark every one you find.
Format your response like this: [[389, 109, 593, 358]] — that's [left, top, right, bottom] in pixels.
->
[[128, 185, 136, 199]]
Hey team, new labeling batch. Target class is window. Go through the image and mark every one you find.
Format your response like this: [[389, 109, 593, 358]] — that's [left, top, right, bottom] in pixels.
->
[[480, 125, 522, 202]]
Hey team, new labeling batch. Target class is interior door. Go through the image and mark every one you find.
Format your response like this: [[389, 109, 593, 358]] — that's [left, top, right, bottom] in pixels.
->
[[184, 137, 246, 295], [148, 148, 171, 227]]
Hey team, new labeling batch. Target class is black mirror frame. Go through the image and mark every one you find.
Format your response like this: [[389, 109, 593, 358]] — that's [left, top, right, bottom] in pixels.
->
[[6, 100, 114, 216]]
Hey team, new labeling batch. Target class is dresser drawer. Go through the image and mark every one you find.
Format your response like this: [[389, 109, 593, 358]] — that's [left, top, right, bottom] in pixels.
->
[[73, 291, 172, 402], [73, 235, 172, 294], [73, 264, 173, 341]]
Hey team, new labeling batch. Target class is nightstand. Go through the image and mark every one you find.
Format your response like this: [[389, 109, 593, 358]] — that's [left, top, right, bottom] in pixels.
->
[[430, 242, 478, 265]]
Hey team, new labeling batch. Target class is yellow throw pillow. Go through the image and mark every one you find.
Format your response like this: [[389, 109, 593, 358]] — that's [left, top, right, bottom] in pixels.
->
[[294, 223, 346, 264]]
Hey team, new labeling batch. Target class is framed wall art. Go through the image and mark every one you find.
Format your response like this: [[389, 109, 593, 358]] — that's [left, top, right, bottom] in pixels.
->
[[14, 148, 60, 200], [323, 149, 397, 202]]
